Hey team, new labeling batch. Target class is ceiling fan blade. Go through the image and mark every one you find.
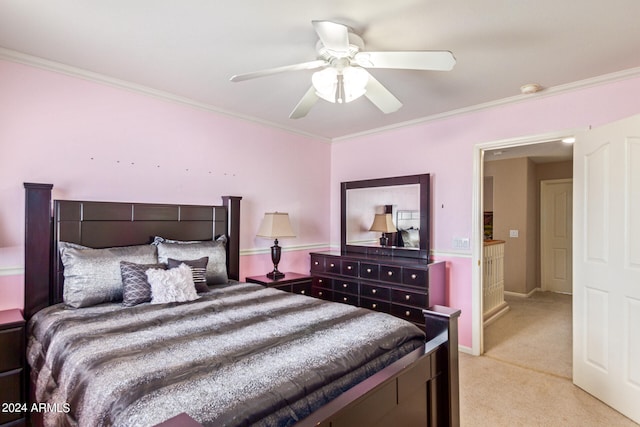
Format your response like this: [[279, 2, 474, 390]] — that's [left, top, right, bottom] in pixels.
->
[[312, 20, 350, 54], [230, 60, 327, 82], [354, 51, 456, 71], [289, 87, 319, 119], [364, 72, 402, 114]]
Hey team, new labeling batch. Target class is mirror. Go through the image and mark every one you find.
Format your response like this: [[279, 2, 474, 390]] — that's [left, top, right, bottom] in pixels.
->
[[341, 174, 430, 259]]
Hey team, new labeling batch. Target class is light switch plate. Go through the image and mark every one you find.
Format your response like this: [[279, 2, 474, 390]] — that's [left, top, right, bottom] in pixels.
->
[[509, 229, 519, 238]]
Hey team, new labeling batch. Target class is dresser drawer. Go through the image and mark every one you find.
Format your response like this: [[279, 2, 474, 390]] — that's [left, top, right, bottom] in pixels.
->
[[326, 259, 341, 274], [291, 282, 312, 296], [271, 283, 292, 292], [0, 369, 23, 424], [340, 260, 359, 277], [0, 327, 23, 372], [391, 288, 427, 307], [360, 297, 390, 313], [334, 279, 359, 295], [360, 283, 390, 300], [360, 263, 379, 280], [334, 291, 359, 306], [310, 255, 325, 273], [390, 304, 425, 324], [402, 268, 427, 288], [312, 277, 332, 290], [379, 265, 402, 283], [312, 287, 333, 301]]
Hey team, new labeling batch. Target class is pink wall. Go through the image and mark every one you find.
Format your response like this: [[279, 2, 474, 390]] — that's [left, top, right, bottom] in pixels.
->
[[331, 76, 640, 348], [0, 59, 331, 311], [2, 57, 640, 350]]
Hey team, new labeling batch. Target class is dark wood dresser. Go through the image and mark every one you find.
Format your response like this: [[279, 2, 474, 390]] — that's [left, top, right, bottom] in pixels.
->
[[309, 251, 445, 327], [0, 309, 26, 427]]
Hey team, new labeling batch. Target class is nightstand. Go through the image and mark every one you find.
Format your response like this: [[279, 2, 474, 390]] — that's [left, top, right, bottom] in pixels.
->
[[0, 309, 26, 426], [245, 272, 312, 296]]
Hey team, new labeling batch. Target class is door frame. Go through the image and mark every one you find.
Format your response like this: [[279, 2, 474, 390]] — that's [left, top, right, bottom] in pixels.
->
[[471, 129, 583, 355], [540, 178, 573, 293]]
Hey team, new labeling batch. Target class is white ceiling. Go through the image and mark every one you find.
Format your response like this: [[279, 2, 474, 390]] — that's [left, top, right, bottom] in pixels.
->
[[485, 140, 574, 163], [1, 1, 640, 141]]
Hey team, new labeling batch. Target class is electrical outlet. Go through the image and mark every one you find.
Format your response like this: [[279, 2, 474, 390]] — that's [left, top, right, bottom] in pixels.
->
[[509, 229, 519, 238]]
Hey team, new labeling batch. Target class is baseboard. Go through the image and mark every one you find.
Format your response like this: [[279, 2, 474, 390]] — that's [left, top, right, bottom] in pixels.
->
[[483, 303, 510, 327], [504, 287, 541, 298], [458, 344, 474, 355]]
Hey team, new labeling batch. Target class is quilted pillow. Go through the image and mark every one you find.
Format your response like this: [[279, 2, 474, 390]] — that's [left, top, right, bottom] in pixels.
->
[[156, 235, 227, 285], [167, 257, 209, 293], [146, 263, 199, 304], [120, 261, 167, 307], [59, 243, 158, 308]]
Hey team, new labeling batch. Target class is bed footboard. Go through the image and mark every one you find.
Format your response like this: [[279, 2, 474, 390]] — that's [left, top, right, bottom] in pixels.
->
[[295, 305, 461, 427]]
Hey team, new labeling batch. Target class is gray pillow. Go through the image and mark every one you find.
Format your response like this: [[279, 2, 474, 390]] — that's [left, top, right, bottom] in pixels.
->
[[60, 243, 158, 308], [167, 257, 209, 293], [120, 261, 167, 307], [156, 235, 227, 285]]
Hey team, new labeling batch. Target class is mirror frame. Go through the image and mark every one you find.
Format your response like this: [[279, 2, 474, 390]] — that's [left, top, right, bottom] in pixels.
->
[[341, 173, 430, 259]]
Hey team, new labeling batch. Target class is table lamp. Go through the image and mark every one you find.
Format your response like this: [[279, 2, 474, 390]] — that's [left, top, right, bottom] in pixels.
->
[[256, 212, 296, 279], [369, 213, 397, 246]]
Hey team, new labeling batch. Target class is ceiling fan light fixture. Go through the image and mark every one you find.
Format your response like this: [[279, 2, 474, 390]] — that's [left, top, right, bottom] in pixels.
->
[[312, 66, 368, 104]]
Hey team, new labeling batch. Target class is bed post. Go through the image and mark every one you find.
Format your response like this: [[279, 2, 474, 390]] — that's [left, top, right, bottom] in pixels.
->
[[424, 305, 461, 427], [23, 183, 53, 320], [221, 196, 241, 281]]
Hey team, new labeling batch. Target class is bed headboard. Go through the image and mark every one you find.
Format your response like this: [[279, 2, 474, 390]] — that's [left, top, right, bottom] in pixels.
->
[[23, 183, 242, 319]]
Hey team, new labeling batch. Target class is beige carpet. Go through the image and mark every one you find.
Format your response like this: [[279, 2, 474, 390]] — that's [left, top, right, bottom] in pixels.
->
[[459, 291, 639, 426], [485, 292, 572, 379]]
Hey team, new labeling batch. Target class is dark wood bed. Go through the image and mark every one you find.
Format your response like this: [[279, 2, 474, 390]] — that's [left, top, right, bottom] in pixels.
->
[[23, 182, 461, 427]]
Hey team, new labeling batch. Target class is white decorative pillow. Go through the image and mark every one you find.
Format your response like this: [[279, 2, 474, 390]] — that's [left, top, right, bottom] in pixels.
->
[[146, 263, 199, 304]]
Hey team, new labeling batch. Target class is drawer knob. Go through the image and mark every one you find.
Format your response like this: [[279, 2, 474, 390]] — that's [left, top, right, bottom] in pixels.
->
[[347, 265, 352, 270], [372, 289, 377, 294], [319, 291, 323, 296], [301, 290, 305, 294], [343, 297, 348, 302], [405, 295, 411, 301], [314, 261, 319, 265], [411, 274, 417, 279], [366, 268, 372, 273], [387, 271, 393, 276], [372, 303, 377, 309], [330, 263, 335, 267], [343, 283, 348, 288], [319, 279, 323, 283], [405, 310, 411, 317]]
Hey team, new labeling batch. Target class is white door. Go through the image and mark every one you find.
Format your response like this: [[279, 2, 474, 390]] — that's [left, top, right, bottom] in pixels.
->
[[541, 179, 573, 294], [573, 114, 640, 423]]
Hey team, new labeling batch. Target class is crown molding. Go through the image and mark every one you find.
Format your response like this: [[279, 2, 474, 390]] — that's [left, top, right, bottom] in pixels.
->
[[3, 47, 639, 143], [332, 66, 640, 142], [0, 48, 331, 143]]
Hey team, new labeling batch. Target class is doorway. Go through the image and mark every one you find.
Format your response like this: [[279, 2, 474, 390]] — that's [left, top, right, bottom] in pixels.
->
[[471, 130, 577, 355]]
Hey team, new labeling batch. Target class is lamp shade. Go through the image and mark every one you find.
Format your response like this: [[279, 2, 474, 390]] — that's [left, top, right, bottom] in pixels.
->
[[256, 212, 296, 238], [312, 66, 368, 104], [369, 213, 397, 233]]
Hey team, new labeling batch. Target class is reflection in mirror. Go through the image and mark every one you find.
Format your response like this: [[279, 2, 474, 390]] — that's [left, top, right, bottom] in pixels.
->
[[346, 184, 420, 248], [341, 173, 430, 259]]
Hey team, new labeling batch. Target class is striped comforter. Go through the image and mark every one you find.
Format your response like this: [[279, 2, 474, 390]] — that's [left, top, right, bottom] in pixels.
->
[[27, 283, 425, 427]]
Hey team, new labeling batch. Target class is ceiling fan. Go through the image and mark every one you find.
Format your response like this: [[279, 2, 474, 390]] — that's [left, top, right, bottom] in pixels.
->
[[230, 20, 456, 119]]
